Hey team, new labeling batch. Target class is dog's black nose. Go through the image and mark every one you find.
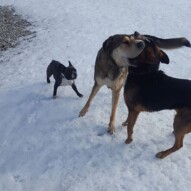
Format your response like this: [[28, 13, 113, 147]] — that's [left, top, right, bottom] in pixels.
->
[[136, 41, 144, 49]]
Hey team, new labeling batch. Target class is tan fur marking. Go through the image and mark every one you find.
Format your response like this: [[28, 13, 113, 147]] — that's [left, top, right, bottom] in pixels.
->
[[124, 36, 130, 41]]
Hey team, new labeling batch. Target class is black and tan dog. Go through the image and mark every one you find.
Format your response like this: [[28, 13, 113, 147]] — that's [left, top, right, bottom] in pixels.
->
[[123, 35, 191, 158], [79, 31, 190, 134], [47, 60, 83, 98]]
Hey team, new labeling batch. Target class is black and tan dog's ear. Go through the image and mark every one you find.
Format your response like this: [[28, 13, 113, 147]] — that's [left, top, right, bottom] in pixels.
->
[[68, 60, 73, 67], [144, 35, 191, 49], [182, 38, 191, 47], [159, 50, 169, 64]]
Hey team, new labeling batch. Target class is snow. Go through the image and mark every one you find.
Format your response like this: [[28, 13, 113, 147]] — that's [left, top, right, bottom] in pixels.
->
[[0, 0, 191, 190]]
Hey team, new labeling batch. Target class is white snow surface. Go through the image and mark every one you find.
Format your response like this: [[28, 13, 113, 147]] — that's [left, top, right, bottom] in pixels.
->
[[0, 0, 191, 190]]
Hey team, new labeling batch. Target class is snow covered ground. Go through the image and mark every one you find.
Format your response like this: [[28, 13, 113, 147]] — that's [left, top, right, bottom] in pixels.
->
[[0, 0, 191, 190]]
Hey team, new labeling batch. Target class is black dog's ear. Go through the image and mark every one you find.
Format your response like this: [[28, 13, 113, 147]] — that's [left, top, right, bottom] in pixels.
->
[[68, 61, 73, 67], [160, 50, 169, 64]]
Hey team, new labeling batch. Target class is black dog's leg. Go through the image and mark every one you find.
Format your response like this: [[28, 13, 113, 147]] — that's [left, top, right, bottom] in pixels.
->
[[53, 78, 62, 98], [72, 83, 83, 98], [53, 82, 59, 98], [52, 74, 62, 98], [47, 78, 51, 83]]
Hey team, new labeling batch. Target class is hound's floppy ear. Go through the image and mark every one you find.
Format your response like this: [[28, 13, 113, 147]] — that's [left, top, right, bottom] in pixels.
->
[[68, 60, 73, 67], [160, 50, 169, 64], [103, 36, 115, 54]]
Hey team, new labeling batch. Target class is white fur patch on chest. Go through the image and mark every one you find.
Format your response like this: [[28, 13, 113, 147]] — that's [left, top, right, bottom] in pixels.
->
[[60, 74, 74, 86], [96, 68, 127, 89]]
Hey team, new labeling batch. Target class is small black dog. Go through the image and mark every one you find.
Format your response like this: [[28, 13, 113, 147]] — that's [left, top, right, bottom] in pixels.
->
[[46, 60, 83, 98]]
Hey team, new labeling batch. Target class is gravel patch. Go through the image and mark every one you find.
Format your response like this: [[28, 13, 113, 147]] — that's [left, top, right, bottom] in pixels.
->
[[0, 5, 35, 51]]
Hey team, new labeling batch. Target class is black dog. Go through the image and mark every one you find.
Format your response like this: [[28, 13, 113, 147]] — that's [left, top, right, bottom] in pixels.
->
[[46, 60, 83, 98], [123, 37, 191, 159]]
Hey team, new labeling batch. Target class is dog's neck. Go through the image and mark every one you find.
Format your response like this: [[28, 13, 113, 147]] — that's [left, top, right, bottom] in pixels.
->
[[60, 64, 66, 73], [128, 62, 160, 75], [60, 75, 74, 86], [61, 73, 66, 78]]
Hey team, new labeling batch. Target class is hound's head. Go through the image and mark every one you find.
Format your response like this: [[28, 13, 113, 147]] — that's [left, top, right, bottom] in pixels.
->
[[103, 33, 145, 67]]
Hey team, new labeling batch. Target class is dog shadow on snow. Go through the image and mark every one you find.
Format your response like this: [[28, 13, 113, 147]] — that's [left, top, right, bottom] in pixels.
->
[[32, 82, 82, 101], [4, 82, 83, 120]]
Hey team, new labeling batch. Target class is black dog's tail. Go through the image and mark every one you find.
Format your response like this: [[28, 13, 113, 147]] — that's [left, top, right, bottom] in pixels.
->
[[144, 35, 191, 49]]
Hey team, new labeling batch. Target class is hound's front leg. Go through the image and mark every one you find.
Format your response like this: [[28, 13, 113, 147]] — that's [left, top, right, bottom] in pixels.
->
[[108, 89, 121, 134], [79, 82, 101, 117]]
